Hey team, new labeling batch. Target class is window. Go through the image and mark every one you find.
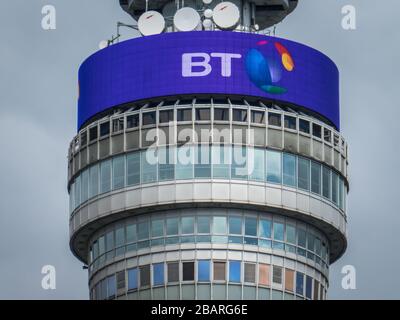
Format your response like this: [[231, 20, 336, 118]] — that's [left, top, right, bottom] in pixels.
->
[[332, 172, 339, 205], [89, 126, 98, 141], [322, 166, 331, 199], [212, 145, 230, 179], [307, 233, 315, 252], [126, 223, 136, 243], [112, 156, 125, 190], [159, 110, 174, 123], [268, 113, 281, 127], [117, 271, 125, 290], [74, 176, 80, 207], [299, 119, 310, 134], [214, 108, 229, 121], [182, 262, 195, 281], [283, 153, 296, 187], [286, 225, 296, 244], [245, 217, 257, 236], [213, 262, 226, 281], [233, 109, 247, 122], [182, 217, 195, 234], [339, 178, 344, 210], [197, 216, 210, 233], [244, 263, 256, 283], [259, 219, 271, 238], [285, 269, 294, 292], [100, 160, 111, 193], [140, 265, 150, 287], [176, 145, 193, 179], [138, 221, 149, 240], [198, 260, 210, 281], [284, 115, 296, 130], [153, 263, 164, 286], [89, 165, 99, 198], [81, 169, 89, 203], [81, 131, 87, 146], [158, 147, 174, 181], [259, 264, 270, 286], [168, 262, 179, 283], [298, 157, 310, 191], [296, 272, 304, 295], [151, 219, 164, 238], [142, 111, 156, 125], [324, 128, 331, 143], [273, 222, 284, 241], [251, 110, 264, 124], [213, 217, 227, 234], [249, 148, 264, 181], [228, 217, 242, 235], [112, 118, 124, 132], [107, 275, 116, 299], [311, 162, 321, 194], [272, 266, 282, 284], [166, 217, 179, 235], [100, 122, 110, 137], [231, 146, 247, 180], [266, 150, 281, 183], [177, 108, 192, 122], [141, 150, 157, 183], [126, 114, 139, 128], [127, 153, 140, 186], [229, 261, 241, 283], [128, 268, 138, 290], [196, 108, 210, 121], [306, 276, 313, 299], [312, 123, 321, 138], [195, 145, 211, 178]]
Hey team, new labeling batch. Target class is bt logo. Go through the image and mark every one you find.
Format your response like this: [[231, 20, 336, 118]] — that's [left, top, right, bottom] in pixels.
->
[[182, 53, 242, 78]]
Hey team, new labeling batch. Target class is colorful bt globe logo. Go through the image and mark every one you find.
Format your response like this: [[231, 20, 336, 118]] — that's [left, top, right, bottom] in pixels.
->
[[245, 40, 295, 94]]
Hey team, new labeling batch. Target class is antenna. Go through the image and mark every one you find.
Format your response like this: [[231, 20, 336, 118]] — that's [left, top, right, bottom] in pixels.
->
[[212, 2, 240, 30], [173, 7, 201, 32], [138, 11, 166, 36]]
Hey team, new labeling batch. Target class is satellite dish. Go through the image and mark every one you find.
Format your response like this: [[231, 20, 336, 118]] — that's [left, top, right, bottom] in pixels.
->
[[99, 40, 108, 50], [212, 2, 240, 30], [138, 11, 165, 36], [204, 9, 213, 19], [202, 0, 213, 4], [173, 7, 201, 32], [203, 19, 213, 30]]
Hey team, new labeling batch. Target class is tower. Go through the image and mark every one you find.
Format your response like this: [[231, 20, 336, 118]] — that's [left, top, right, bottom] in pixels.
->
[[68, 0, 348, 300]]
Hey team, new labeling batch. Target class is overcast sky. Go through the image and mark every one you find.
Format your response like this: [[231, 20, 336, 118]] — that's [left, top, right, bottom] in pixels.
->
[[0, 0, 398, 299]]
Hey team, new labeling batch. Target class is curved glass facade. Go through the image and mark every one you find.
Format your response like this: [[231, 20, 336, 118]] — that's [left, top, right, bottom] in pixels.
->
[[69, 145, 347, 214]]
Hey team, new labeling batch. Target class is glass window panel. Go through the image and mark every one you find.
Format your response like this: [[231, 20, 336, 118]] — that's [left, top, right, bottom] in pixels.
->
[[213, 216, 227, 234], [214, 108, 229, 121], [115, 227, 125, 247], [259, 264, 270, 286], [322, 166, 331, 199], [141, 150, 157, 183], [286, 225, 296, 244], [311, 162, 321, 195], [181, 217, 195, 234], [284, 115, 297, 130], [298, 228, 307, 248], [127, 152, 140, 186], [332, 172, 339, 205], [231, 146, 248, 180], [298, 157, 310, 191], [283, 153, 296, 187], [285, 269, 294, 292], [251, 110, 264, 124], [213, 262, 226, 281], [140, 265, 150, 287], [168, 262, 179, 283], [159, 110, 173, 123], [212, 145, 230, 179], [196, 108, 210, 121], [272, 266, 282, 284], [151, 219, 164, 238], [98, 236, 105, 255], [177, 108, 192, 122], [339, 178, 344, 210], [166, 217, 179, 235], [268, 113, 281, 127], [182, 262, 195, 281], [307, 233, 315, 252], [197, 216, 210, 234], [100, 160, 111, 193], [126, 223, 136, 243], [128, 268, 138, 290], [312, 123, 321, 138], [228, 217, 242, 235], [229, 261, 241, 283], [244, 263, 256, 283], [306, 276, 313, 299], [249, 148, 265, 181], [266, 150, 282, 183], [153, 263, 164, 286], [176, 145, 194, 179], [107, 275, 116, 298], [142, 111, 156, 125], [259, 219, 271, 238], [299, 119, 310, 134], [198, 260, 210, 281], [74, 176, 81, 207], [195, 145, 211, 178], [89, 165, 99, 198], [112, 156, 125, 190], [245, 217, 257, 236], [126, 114, 139, 128], [137, 221, 149, 240], [273, 222, 284, 241], [106, 231, 114, 252], [233, 109, 247, 122], [158, 147, 175, 181], [81, 169, 89, 203]]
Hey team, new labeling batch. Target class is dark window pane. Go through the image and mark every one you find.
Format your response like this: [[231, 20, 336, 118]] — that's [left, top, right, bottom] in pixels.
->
[[273, 222, 284, 241], [312, 123, 322, 138], [168, 262, 179, 283], [213, 262, 226, 281], [259, 219, 271, 238], [197, 216, 210, 233], [298, 229, 307, 248], [233, 109, 247, 122], [322, 166, 331, 199], [112, 118, 124, 132], [283, 153, 296, 187], [100, 122, 110, 137], [324, 128, 331, 142], [153, 263, 164, 286], [182, 262, 195, 281], [166, 218, 179, 235], [228, 217, 242, 235], [311, 162, 321, 194], [245, 217, 257, 236], [298, 157, 310, 191], [214, 108, 229, 121], [128, 268, 138, 290], [89, 126, 98, 141], [251, 110, 264, 124], [143, 112, 156, 125], [140, 265, 150, 287], [299, 119, 310, 134], [198, 260, 210, 281], [272, 266, 282, 284], [182, 217, 195, 234], [177, 109, 192, 121], [244, 263, 256, 283], [159, 110, 174, 123], [127, 114, 139, 128], [196, 108, 210, 121], [81, 131, 87, 146], [284, 115, 296, 130], [268, 113, 281, 127], [296, 272, 304, 295], [138, 221, 149, 240], [229, 261, 241, 283]]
